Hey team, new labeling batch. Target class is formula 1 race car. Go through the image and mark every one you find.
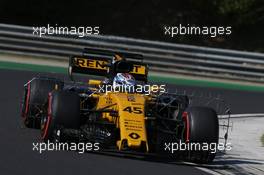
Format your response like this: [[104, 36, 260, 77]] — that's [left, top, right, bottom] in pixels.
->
[[21, 48, 223, 163]]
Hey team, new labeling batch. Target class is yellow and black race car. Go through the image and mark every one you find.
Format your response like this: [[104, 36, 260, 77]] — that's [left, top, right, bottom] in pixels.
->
[[21, 48, 221, 163]]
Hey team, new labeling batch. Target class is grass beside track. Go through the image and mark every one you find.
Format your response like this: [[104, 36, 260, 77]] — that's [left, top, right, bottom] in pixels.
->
[[1, 60, 264, 92]]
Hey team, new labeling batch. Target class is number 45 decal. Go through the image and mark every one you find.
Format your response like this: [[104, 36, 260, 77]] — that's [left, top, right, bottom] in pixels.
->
[[123, 106, 143, 114]]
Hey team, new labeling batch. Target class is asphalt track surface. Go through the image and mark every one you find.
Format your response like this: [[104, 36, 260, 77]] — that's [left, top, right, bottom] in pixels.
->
[[1, 69, 264, 175]]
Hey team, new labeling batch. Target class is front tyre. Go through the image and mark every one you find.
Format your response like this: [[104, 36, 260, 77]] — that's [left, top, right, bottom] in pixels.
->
[[183, 106, 219, 163], [41, 91, 80, 142]]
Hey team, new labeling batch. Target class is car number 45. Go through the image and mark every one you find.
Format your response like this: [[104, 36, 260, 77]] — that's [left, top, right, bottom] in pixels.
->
[[123, 106, 143, 114]]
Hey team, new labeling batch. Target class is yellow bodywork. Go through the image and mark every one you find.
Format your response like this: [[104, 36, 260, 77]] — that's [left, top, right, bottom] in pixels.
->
[[72, 53, 152, 152], [92, 91, 149, 152]]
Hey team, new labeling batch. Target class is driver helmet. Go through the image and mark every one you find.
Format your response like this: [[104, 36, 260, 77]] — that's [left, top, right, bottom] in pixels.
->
[[113, 73, 136, 92]]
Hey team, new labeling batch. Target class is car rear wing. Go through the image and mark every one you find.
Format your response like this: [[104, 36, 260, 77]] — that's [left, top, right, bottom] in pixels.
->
[[68, 48, 148, 82]]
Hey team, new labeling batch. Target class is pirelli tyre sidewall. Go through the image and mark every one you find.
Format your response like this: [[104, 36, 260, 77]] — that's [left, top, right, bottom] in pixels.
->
[[184, 106, 219, 163], [41, 91, 80, 142], [21, 78, 64, 129]]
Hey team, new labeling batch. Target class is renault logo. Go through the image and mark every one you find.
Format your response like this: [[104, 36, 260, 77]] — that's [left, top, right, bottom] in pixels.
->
[[129, 132, 140, 139]]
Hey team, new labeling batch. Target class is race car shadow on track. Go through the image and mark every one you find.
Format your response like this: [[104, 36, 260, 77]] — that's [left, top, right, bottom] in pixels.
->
[[214, 152, 264, 165], [214, 155, 264, 166], [86, 150, 264, 175], [83, 149, 234, 171]]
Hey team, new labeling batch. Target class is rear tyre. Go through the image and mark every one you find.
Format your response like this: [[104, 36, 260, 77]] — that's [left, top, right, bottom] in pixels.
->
[[21, 78, 64, 129], [41, 91, 80, 142], [183, 106, 219, 163]]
